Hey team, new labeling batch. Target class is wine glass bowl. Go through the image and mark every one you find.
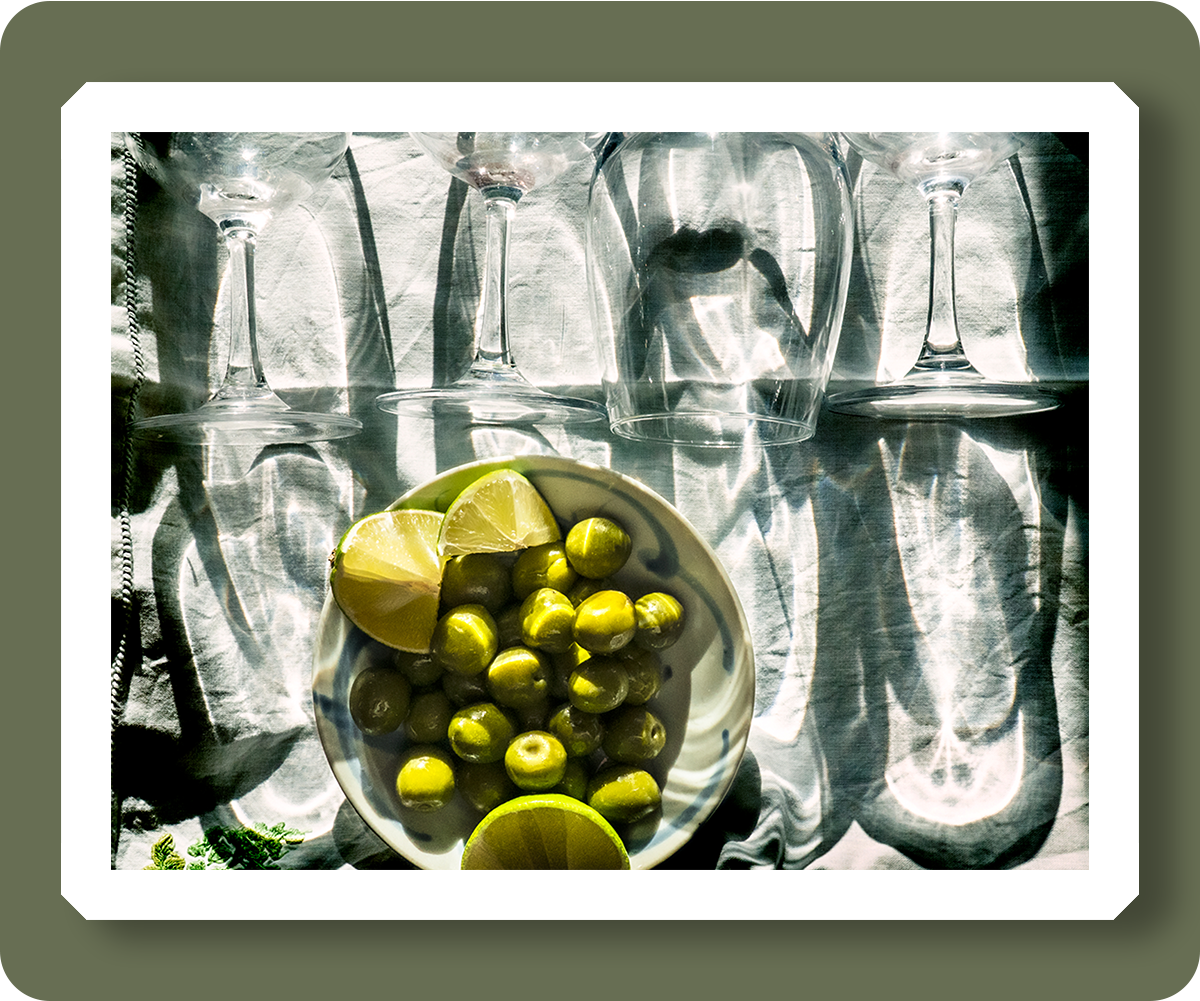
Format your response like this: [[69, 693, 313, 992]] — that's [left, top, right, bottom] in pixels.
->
[[827, 132, 1059, 419], [125, 132, 363, 443], [408, 132, 600, 199], [132, 132, 349, 223], [850, 132, 1022, 195], [374, 132, 608, 426]]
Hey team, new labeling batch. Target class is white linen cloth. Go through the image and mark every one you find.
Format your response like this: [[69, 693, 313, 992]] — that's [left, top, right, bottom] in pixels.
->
[[110, 132, 1088, 870]]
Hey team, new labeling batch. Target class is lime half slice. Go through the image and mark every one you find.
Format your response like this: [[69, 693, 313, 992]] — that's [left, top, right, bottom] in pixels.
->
[[438, 469, 561, 558], [329, 509, 445, 652], [460, 793, 630, 869]]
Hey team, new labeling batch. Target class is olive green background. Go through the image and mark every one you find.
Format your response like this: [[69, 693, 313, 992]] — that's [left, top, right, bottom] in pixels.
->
[[7, 2, 1195, 999]]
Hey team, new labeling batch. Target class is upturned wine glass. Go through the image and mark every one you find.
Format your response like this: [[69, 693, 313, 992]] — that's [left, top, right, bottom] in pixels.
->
[[375, 132, 608, 425], [125, 132, 363, 443], [826, 133, 1059, 419]]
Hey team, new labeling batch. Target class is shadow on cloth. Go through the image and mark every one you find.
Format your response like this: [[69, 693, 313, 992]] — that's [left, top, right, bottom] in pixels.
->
[[807, 411, 1074, 868]]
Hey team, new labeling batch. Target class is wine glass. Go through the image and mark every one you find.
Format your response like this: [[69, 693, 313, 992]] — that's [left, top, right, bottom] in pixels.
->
[[826, 133, 1059, 419], [375, 132, 608, 425], [125, 132, 363, 443]]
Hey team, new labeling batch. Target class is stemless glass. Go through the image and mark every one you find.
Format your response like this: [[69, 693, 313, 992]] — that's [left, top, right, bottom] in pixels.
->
[[375, 132, 608, 425], [125, 132, 362, 443], [586, 132, 853, 447], [826, 132, 1059, 419]]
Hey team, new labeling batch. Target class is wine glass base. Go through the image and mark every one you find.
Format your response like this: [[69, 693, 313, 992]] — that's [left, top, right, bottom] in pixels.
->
[[376, 380, 607, 426], [826, 372, 1060, 420], [131, 405, 363, 444]]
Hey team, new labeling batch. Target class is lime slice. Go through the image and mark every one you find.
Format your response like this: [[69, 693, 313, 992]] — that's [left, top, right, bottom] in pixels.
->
[[329, 509, 445, 652], [460, 793, 630, 869], [438, 469, 561, 558]]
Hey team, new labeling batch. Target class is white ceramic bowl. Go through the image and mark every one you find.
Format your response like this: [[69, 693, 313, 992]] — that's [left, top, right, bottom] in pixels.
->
[[312, 455, 754, 868]]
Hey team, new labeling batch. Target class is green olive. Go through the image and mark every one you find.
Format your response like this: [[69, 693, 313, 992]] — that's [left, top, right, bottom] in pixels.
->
[[519, 587, 577, 654], [441, 667, 491, 707], [457, 759, 518, 814], [396, 746, 456, 812], [504, 730, 568, 791], [552, 642, 592, 673], [618, 647, 663, 705], [565, 517, 632, 579], [550, 757, 590, 800], [572, 589, 637, 654], [493, 604, 525, 650], [393, 650, 444, 688], [586, 764, 662, 824], [512, 541, 578, 600], [349, 666, 411, 736], [404, 688, 454, 744], [446, 701, 517, 764], [430, 604, 499, 676], [440, 553, 514, 614], [545, 702, 606, 757], [545, 655, 571, 701], [548, 643, 591, 701], [601, 704, 667, 764], [486, 645, 552, 710], [634, 591, 686, 650], [513, 698, 551, 734], [566, 575, 614, 607], [567, 655, 630, 714]]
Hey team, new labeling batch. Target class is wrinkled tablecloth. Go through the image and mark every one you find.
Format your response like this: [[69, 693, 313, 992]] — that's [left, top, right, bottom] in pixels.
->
[[110, 132, 1088, 870]]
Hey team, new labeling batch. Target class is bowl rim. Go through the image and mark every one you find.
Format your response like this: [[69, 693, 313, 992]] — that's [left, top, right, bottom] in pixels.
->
[[313, 453, 755, 869]]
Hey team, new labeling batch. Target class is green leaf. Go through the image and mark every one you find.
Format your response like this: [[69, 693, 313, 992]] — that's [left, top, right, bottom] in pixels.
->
[[145, 833, 186, 870], [183, 822, 307, 870]]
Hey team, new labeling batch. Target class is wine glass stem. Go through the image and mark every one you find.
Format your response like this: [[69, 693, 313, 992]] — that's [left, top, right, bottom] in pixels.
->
[[212, 227, 279, 405], [915, 192, 972, 372], [473, 193, 518, 371]]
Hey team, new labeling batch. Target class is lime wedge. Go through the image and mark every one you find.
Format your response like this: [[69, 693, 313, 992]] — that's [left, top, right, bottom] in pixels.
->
[[460, 793, 630, 869], [438, 469, 561, 558], [329, 509, 445, 652]]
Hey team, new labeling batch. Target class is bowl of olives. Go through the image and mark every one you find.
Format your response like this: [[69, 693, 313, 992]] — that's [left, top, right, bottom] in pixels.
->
[[312, 454, 755, 869]]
